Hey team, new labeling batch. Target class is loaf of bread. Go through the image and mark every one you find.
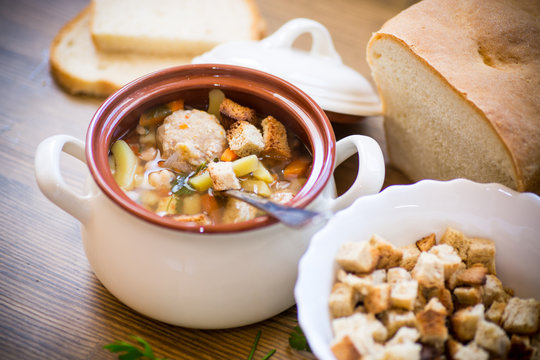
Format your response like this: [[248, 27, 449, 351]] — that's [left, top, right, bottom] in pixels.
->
[[90, 0, 265, 56], [49, 7, 192, 97], [367, 0, 540, 193]]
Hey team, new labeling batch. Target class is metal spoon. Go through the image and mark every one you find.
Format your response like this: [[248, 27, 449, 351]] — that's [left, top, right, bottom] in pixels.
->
[[223, 189, 332, 228]]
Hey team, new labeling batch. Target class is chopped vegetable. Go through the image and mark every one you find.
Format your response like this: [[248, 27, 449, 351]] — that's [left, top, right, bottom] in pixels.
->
[[252, 162, 274, 183], [207, 88, 225, 120], [241, 179, 271, 197], [188, 172, 213, 192], [111, 140, 138, 189], [283, 158, 311, 179], [288, 326, 311, 352], [103, 335, 168, 360], [220, 148, 239, 162], [139, 105, 172, 127], [166, 99, 184, 112], [201, 193, 220, 223], [231, 155, 259, 177], [181, 193, 202, 215]]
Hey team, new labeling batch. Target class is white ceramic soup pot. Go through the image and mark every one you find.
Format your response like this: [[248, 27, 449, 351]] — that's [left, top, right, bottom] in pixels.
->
[[35, 64, 385, 329]]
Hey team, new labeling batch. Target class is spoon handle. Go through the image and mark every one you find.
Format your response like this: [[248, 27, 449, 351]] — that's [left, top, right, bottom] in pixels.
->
[[224, 190, 330, 228]]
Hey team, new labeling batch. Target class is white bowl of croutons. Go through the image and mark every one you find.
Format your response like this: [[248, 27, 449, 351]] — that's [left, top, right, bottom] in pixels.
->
[[295, 179, 540, 360]]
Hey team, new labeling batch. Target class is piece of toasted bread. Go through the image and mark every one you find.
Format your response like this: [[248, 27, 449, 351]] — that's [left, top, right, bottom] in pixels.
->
[[90, 0, 265, 56], [49, 7, 192, 97]]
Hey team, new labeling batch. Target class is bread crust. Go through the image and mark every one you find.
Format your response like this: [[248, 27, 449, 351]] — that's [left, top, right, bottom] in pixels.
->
[[49, 7, 119, 97], [367, 0, 540, 193]]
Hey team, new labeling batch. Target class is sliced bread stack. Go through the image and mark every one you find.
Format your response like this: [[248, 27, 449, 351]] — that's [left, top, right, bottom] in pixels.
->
[[50, 0, 265, 97]]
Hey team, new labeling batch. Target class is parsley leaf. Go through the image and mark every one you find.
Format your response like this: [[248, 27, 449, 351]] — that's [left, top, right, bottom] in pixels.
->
[[289, 326, 311, 352], [170, 161, 208, 197], [103, 336, 168, 360]]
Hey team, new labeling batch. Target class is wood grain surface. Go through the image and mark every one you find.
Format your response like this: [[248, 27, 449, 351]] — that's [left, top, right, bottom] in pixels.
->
[[0, 0, 413, 359]]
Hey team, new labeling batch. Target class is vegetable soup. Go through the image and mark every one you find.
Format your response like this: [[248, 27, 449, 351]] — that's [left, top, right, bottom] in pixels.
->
[[109, 89, 313, 225]]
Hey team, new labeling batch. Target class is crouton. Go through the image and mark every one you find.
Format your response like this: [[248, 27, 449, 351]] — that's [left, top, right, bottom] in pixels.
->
[[412, 252, 445, 289], [507, 334, 534, 360], [369, 235, 403, 269], [424, 287, 454, 314], [387, 267, 412, 284], [219, 98, 258, 128], [382, 310, 417, 337], [207, 161, 240, 191], [454, 286, 483, 308], [221, 198, 259, 224], [260, 116, 291, 160], [335, 241, 379, 274], [372, 269, 387, 285], [399, 243, 421, 271], [226, 120, 264, 157], [365, 283, 391, 314], [425, 297, 448, 316], [391, 280, 418, 311], [337, 269, 373, 298], [474, 320, 510, 358], [502, 298, 539, 334], [332, 313, 387, 356], [329, 282, 357, 318], [454, 342, 489, 360], [482, 274, 510, 307], [446, 337, 463, 359], [330, 335, 361, 360], [447, 263, 467, 290], [440, 227, 470, 261], [386, 326, 420, 345], [455, 264, 488, 287], [485, 301, 506, 326], [171, 213, 210, 224], [416, 233, 436, 252], [428, 244, 463, 280], [466, 237, 496, 275], [451, 304, 485, 342], [380, 342, 422, 360], [416, 306, 448, 346]]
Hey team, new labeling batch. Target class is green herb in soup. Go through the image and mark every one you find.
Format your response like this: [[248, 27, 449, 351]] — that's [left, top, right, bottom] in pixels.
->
[[109, 90, 312, 225]]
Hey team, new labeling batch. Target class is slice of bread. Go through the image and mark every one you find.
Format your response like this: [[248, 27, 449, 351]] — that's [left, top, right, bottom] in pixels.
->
[[50, 7, 192, 97], [90, 0, 265, 56], [366, 0, 540, 193]]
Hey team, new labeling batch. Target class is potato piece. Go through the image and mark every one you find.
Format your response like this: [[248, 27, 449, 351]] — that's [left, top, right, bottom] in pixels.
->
[[111, 140, 138, 189], [252, 162, 274, 183], [241, 179, 271, 197], [231, 154, 259, 176], [182, 193, 202, 215], [189, 172, 213, 192], [207, 89, 225, 120]]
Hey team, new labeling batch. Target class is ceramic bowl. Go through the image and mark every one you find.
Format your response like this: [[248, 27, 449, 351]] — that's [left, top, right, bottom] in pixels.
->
[[295, 179, 540, 359], [35, 64, 385, 328]]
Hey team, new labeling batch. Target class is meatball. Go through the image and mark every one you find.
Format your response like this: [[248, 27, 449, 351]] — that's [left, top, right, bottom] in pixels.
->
[[156, 109, 227, 173]]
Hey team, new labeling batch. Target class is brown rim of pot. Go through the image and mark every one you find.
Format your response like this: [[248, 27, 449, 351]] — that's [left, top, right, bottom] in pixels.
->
[[86, 64, 336, 234]]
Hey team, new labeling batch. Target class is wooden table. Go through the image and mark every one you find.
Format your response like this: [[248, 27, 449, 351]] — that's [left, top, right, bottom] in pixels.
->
[[0, 0, 414, 358]]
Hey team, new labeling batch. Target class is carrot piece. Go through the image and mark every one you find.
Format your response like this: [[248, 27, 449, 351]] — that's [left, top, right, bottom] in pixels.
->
[[283, 158, 311, 179], [220, 148, 239, 162], [166, 99, 184, 112], [201, 193, 220, 224]]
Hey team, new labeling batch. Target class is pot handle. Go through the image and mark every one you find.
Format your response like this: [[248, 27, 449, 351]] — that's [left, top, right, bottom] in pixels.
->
[[35, 135, 90, 223], [328, 135, 385, 212]]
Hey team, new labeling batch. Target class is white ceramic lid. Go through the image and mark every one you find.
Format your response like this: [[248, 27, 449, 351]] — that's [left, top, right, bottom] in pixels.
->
[[192, 18, 381, 117]]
